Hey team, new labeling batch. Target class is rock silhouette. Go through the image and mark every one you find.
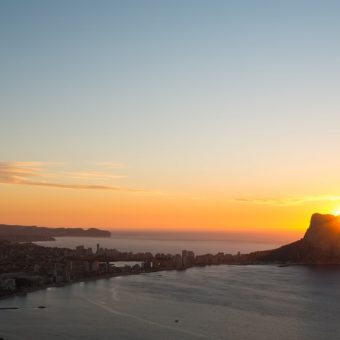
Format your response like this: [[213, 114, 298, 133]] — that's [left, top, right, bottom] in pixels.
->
[[0, 224, 111, 242], [260, 213, 340, 264]]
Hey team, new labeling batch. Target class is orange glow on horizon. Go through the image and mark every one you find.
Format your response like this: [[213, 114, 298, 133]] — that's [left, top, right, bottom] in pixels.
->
[[0, 160, 339, 242], [1, 182, 335, 243]]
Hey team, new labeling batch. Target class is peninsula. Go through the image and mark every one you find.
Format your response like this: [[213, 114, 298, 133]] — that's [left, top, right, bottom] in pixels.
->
[[255, 213, 340, 264], [0, 224, 111, 242]]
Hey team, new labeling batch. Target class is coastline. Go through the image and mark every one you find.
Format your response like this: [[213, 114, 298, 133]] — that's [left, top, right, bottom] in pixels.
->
[[0, 265, 195, 302], [0, 264, 256, 302], [3, 213, 340, 302], [0, 263, 299, 302], [0, 270, 145, 302], [2, 261, 340, 302]]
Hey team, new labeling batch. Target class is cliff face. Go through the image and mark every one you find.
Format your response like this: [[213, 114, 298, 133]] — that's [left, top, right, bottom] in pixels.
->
[[260, 213, 340, 264], [303, 213, 340, 252]]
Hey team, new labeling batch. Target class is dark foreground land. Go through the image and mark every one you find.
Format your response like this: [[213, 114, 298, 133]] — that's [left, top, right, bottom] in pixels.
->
[[1, 213, 340, 299]]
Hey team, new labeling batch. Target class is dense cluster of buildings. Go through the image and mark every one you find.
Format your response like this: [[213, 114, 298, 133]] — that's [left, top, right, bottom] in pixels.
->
[[0, 239, 262, 298]]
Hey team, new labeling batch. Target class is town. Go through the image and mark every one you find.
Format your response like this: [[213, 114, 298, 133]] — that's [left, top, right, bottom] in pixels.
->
[[0, 239, 266, 299]]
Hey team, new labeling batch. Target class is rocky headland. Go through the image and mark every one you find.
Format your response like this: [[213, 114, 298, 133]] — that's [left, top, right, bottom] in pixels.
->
[[0, 224, 111, 242], [256, 213, 340, 264]]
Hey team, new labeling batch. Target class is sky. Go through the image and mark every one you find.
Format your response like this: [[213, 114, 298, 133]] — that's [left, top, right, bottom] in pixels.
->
[[1, 0, 340, 237]]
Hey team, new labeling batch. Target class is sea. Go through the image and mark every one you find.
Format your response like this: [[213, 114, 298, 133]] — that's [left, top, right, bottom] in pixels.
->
[[1, 236, 340, 339], [33, 233, 283, 255]]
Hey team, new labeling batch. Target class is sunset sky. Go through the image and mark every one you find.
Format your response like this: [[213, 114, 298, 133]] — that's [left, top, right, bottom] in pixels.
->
[[1, 1, 340, 237]]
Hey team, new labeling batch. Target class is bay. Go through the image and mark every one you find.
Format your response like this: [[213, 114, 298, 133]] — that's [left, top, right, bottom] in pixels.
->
[[1, 265, 340, 339]]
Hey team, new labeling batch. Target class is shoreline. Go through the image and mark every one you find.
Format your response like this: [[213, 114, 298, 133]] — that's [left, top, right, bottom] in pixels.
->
[[0, 264, 243, 302], [0, 262, 322, 302], [3, 262, 340, 302], [0, 266, 190, 302], [0, 270, 143, 302]]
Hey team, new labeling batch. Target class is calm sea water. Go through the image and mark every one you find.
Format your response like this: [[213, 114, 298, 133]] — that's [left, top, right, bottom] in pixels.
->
[[35, 236, 281, 255], [1, 265, 340, 339]]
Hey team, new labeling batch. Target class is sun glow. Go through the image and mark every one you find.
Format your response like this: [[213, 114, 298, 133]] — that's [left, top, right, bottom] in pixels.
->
[[332, 209, 340, 217]]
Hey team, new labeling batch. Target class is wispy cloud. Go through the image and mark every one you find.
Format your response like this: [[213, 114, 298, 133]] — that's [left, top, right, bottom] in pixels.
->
[[0, 162, 143, 192], [14, 180, 141, 191], [63, 171, 126, 180], [233, 195, 340, 206]]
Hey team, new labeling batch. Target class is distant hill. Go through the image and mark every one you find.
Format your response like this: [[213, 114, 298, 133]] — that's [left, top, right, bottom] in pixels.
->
[[0, 224, 111, 242], [256, 213, 340, 264]]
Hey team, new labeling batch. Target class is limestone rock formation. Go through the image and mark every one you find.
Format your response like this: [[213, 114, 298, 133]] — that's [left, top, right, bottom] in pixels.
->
[[259, 213, 340, 264], [303, 213, 340, 250]]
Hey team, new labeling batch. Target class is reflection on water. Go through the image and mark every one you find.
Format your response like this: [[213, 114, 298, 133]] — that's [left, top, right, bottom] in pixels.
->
[[1, 265, 340, 339]]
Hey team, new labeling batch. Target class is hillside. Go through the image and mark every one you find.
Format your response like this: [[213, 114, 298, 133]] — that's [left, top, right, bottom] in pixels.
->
[[257, 213, 340, 264], [0, 224, 111, 242]]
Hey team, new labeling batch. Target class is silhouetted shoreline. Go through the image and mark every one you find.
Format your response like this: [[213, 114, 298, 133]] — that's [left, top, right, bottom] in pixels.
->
[[0, 224, 111, 243], [2, 213, 340, 301]]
